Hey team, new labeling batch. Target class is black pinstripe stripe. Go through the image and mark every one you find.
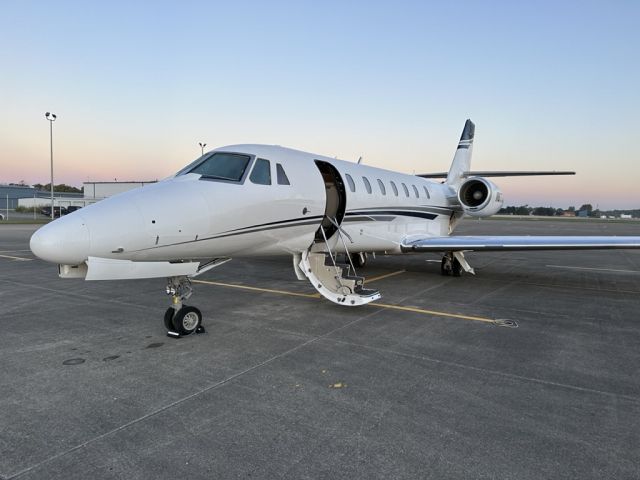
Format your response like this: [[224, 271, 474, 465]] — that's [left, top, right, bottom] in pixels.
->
[[131, 207, 444, 253], [345, 210, 437, 220]]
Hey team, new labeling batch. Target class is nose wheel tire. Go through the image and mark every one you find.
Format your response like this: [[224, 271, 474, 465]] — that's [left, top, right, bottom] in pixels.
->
[[164, 306, 203, 336], [163, 307, 175, 330], [173, 306, 203, 335]]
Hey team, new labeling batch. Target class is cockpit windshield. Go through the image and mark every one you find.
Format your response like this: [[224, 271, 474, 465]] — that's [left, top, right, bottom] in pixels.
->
[[176, 152, 252, 182]]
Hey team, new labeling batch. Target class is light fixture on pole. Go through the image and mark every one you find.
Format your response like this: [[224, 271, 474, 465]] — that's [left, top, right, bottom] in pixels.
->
[[199, 142, 207, 157], [45, 112, 57, 220]]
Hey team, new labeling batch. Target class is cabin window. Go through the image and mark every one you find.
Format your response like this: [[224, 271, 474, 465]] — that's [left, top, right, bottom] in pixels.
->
[[188, 152, 251, 182], [250, 158, 271, 185], [390, 180, 399, 196], [412, 185, 419, 198], [345, 174, 356, 192], [377, 179, 386, 195], [276, 163, 290, 185], [401, 182, 410, 197], [362, 177, 372, 194], [423, 185, 430, 199]]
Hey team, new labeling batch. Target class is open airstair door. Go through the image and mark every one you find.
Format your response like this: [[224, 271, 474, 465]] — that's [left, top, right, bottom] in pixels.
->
[[298, 161, 381, 307], [313, 160, 347, 241]]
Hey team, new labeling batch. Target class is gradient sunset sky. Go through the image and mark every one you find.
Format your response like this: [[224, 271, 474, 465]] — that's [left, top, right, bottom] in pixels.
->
[[1, 1, 638, 209]]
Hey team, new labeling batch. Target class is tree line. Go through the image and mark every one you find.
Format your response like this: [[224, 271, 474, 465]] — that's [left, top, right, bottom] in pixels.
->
[[32, 183, 83, 193], [499, 204, 639, 218]]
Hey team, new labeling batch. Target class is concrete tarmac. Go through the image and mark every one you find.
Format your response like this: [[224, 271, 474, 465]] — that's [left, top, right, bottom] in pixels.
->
[[0, 219, 639, 479]]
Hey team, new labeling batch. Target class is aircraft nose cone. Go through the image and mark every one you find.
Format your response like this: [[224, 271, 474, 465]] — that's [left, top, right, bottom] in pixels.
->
[[30, 215, 90, 264]]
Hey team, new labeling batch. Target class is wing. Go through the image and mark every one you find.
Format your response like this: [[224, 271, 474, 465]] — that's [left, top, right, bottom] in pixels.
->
[[401, 236, 640, 252], [417, 171, 575, 179]]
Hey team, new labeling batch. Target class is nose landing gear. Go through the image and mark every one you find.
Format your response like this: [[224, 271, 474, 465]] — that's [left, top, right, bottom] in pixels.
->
[[164, 276, 205, 338]]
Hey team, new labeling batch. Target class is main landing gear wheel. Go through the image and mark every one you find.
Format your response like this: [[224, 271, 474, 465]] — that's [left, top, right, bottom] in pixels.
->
[[351, 252, 367, 268], [451, 258, 463, 277], [441, 254, 463, 277], [441, 255, 452, 276]]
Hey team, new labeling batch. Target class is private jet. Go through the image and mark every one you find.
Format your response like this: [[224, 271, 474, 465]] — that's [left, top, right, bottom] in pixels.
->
[[30, 120, 640, 336]]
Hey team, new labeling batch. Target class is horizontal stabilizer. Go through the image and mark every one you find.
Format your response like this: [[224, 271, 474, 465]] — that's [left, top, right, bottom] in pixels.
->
[[401, 236, 640, 253], [418, 171, 575, 179]]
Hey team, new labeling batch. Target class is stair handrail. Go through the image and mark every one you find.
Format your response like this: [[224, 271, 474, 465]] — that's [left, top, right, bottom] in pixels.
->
[[328, 216, 357, 276], [326, 216, 354, 243], [318, 223, 345, 288]]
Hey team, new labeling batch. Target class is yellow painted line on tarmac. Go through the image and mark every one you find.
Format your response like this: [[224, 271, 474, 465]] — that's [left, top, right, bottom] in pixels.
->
[[373, 302, 495, 324], [192, 279, 320, 299], [193, 278, 495, 324], [0, 253, 32, 262], [365, 270, 406, 283]]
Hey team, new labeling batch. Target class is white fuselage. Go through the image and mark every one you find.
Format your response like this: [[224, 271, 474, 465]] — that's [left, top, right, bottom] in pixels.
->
[[29, 123, 640, 313], [30, 145, 458, 266], [29, 119, 640, 317]]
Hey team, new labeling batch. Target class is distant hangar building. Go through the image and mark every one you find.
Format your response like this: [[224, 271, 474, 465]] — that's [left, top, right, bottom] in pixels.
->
[[83, 181, 157, 200], [16, 181, 157, 210], [0, 184, 40, 209]]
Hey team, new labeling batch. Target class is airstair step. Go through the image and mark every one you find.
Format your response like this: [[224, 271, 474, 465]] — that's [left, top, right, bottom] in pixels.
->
[[354, 285, 379, 297], [342, 275, 364, 286]]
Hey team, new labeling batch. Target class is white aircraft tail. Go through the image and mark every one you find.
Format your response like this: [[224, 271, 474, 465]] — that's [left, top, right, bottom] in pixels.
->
[[446, 119, 475, 188]]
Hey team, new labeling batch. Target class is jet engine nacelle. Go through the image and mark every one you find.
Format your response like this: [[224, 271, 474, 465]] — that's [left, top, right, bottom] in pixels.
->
[[458, 177, 504, 217]]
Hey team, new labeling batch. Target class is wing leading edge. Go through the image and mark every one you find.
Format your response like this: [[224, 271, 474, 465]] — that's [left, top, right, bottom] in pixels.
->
[[401, 236, 640, 253]]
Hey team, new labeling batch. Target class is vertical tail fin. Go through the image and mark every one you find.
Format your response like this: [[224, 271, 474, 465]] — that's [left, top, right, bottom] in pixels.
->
[[446, 119, 475, 187]]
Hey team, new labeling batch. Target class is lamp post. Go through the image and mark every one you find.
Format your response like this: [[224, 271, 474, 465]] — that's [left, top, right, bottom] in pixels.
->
[[199, 142, 207, 157], [45, 112, 57, 220]]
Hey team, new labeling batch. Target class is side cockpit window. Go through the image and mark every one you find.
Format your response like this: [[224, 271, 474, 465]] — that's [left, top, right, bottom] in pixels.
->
[[276, 163, 290, 185], [423, 185, 430, 199], [187, 152, 251, 181], [250, 158, 271, 185]]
